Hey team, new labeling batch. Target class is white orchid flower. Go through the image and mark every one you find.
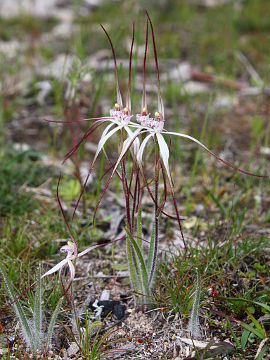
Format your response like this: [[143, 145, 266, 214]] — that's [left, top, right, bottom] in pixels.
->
[[89, 24, 140, 158], [60, 24, 142, 217], [132, 13, 266, 189], [41, 241, 97, 283], [46, 24, 140, 213]]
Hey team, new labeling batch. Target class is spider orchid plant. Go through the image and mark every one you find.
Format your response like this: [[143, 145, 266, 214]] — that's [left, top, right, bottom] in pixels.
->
[[45, 14, 267, 305], [118, 12, 268, 288], [41, 175, 126, 289], [67, 24, 142, 217], [46, 24, 142, 221], [41, 174, 92, 288]]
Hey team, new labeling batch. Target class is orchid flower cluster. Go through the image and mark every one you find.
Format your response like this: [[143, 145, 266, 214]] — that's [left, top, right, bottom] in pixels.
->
[[45, 13, 266, 304]]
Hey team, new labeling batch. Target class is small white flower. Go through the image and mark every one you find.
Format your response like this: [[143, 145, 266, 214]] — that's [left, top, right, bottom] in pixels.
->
[[41, 242, 97, 283]]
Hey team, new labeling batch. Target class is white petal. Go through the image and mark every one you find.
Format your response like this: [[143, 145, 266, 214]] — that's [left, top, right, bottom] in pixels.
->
[[111, 127, 143, 177], [125, 126, 140, 155], [99, 122, 117, 141], [67, 260, 75, 282], [163, 130, 257, 176], [156, 132, 173, 187], [164, 131, 211, 151], [128, 121, 143, 128], [41, 259, 68, 278], [77, 244, 98, 258], [137, 133, 153, 167], [93, 125, 122, 164]]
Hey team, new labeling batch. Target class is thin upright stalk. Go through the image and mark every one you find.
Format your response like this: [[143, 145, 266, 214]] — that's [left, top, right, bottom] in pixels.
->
[[118, 129, 131, 230], [131, 168, 140, 233], [148, 138, 160, 286], [121, 158, 131, 229]]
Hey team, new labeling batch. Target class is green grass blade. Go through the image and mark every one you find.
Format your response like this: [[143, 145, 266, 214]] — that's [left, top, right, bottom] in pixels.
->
[[46, 296, 63, 350], [241, 326, 251, 349], [219, 297, 270, 312], [147, 222, 156, 275], [253, 301, 270, 312], [241, 322, 265, 340], [125, 228, 149, 296], [204, 187, 226, 217], [82, 320, 102, 352], [34, 265, 42, 351], [126, 236, 139, 292], [0, 264, 35, 352], [246, 310, 266, 337], [188, 269, 201, 339], [226, 316, 241, 348]]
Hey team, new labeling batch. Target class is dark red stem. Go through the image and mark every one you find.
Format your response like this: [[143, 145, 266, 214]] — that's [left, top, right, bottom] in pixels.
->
[[57, 174, 78, 256]]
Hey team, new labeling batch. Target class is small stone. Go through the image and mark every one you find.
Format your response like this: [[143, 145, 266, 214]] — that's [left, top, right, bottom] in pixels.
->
[[67, 342, 80, 355]]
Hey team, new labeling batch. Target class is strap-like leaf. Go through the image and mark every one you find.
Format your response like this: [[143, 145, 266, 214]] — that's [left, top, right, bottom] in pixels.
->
[[241, 322, 265, 340], [126, 237, 139, 292], [125, 228, 149, 296], [188, 269, 201, 339], [0, 264, 35, 352], [46, 296, 64, 350], [147, 222, 156, 276], [34, 265, 42, 351], [246, 310, 266, 337]]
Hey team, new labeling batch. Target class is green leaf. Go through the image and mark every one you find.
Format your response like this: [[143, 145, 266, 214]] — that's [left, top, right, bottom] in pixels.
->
[[226, 316, 240, 348], [246, 311, 266, 337], [126, 236, 139, 292], [241, 326, 251, 349], [241, 322, 265, 340], [188, 269, 201, 339], [0, 264, 35, 352], [125, 228, 149, 296], [147, 222, 156, 275], [46, 296, 63, 350], [202, 342, 236, 359], [33, 265, 42, 351], [111, 263, 128, 271], [254, 262, 267, 273], [219, 297, 270, 313]]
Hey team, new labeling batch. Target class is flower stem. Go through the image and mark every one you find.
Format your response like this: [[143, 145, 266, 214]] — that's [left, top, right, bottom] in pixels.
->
[[119, 129, 131, 230], [148, 138, 160, 287]]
